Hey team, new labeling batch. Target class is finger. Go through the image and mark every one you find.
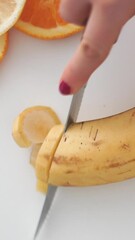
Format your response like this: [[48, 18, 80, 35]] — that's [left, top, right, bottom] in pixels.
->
[[59, 4, 123, 94], [60, 0, 91, 26]]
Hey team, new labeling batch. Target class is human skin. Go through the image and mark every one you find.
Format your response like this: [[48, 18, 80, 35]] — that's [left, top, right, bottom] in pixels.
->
[[59, 0, 135, 94]]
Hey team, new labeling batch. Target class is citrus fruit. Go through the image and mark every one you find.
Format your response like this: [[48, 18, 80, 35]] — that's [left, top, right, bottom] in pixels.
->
[[0, 33, 8, 61], [12, 105, 61, 147], [15, 0, 82, 39], [0, 0, 26, 36]]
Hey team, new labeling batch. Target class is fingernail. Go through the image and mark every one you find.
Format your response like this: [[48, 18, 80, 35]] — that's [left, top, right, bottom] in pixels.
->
[[59, 81, 71, 95]]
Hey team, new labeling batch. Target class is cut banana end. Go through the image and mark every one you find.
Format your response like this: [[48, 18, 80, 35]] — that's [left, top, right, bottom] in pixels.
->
[[12, 106, 61, 147], [35, 124, 64, 192], [36, 179, 48, 193], [30, 144, 42, 167]]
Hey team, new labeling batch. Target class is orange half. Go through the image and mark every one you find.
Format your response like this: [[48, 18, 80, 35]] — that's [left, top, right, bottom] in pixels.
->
[[15, 0, 82, 39]]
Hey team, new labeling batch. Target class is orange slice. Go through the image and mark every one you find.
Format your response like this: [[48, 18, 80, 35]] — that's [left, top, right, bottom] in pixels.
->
[[12, 105, 61, 147], [0, 0, 26, 36], [0, 33, 8, 61], [15, 0, 82, 39]]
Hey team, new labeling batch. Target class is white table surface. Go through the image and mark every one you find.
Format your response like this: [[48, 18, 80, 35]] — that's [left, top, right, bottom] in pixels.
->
[[0, 17, 135, 240]]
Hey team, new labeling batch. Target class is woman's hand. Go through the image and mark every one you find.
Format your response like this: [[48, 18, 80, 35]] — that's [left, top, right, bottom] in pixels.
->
[[59, 0, 135, 95]]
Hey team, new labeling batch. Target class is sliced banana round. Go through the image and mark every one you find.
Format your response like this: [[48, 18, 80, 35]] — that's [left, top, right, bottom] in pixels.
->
[[30, 143, 42, 167], [12, 106, 61, 147]]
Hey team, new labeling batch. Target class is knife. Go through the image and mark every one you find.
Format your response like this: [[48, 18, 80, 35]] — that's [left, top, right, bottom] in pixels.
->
[[33, 85, 86, 239]]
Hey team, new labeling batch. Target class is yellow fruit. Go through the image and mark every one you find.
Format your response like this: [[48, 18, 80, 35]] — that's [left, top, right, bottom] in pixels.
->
[[0, 0, 26, 36], [36, 124, 64, 193], [36, 107, 135, 187], [12, 106, 61, 147], [36, 179, 48, 193], [0, 33, 8, 61], [30, 144, 42, 167]]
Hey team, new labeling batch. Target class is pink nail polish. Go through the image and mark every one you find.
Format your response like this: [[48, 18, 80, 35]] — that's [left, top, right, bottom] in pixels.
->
[[59, 81, 71, 95]]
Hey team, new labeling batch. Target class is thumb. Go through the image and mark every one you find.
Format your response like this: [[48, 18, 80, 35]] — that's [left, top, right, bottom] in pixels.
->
[[59, 4, 123, 95]]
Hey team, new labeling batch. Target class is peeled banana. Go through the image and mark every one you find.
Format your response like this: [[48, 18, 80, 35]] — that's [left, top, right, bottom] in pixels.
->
[[36, 107, 135, 189]]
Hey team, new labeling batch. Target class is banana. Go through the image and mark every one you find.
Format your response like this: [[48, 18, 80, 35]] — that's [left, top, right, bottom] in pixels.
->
[[35, 124, 64, 192], [30, 144, 42, 167], [36, 107, 135, 188], [36, 179, 48, 193]]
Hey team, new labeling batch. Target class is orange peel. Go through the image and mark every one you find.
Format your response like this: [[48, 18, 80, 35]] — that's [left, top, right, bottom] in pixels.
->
[[15, 0, 82, 39]]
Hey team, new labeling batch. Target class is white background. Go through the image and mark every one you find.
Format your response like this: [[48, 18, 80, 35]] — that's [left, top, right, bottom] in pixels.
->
[[0, 17, 135, 240]]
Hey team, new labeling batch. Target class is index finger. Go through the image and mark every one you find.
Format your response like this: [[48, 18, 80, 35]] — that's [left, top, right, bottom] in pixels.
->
[[59, 3, 123, 94]]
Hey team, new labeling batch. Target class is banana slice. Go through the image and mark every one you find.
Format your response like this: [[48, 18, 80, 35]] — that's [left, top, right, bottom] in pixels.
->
[[30, 144, 42, 167], [12, 106, 61, 147], [36, 124, 64, 192], [36, 179, 48, 193]]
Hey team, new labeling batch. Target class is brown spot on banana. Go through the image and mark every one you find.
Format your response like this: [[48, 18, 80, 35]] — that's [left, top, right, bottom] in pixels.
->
[[107, 159, 135, 169], [42, 154, 50, 161], [120, 143, 130, 151], [131, 111, 135, 117], [89, 125, 93, 138], [92, 140, 104, 147], [53, 155, 91, 165], [64, 135, 67, 142], [65, 170, 74, 174], [118, 170, 131, 175], [93, 129, 99, 141]]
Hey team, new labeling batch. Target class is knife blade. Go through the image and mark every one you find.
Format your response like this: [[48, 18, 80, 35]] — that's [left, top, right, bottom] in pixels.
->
[[33, 85, 86, 239], [34, 185, 57, 239], [64, 84, 86, 131]]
